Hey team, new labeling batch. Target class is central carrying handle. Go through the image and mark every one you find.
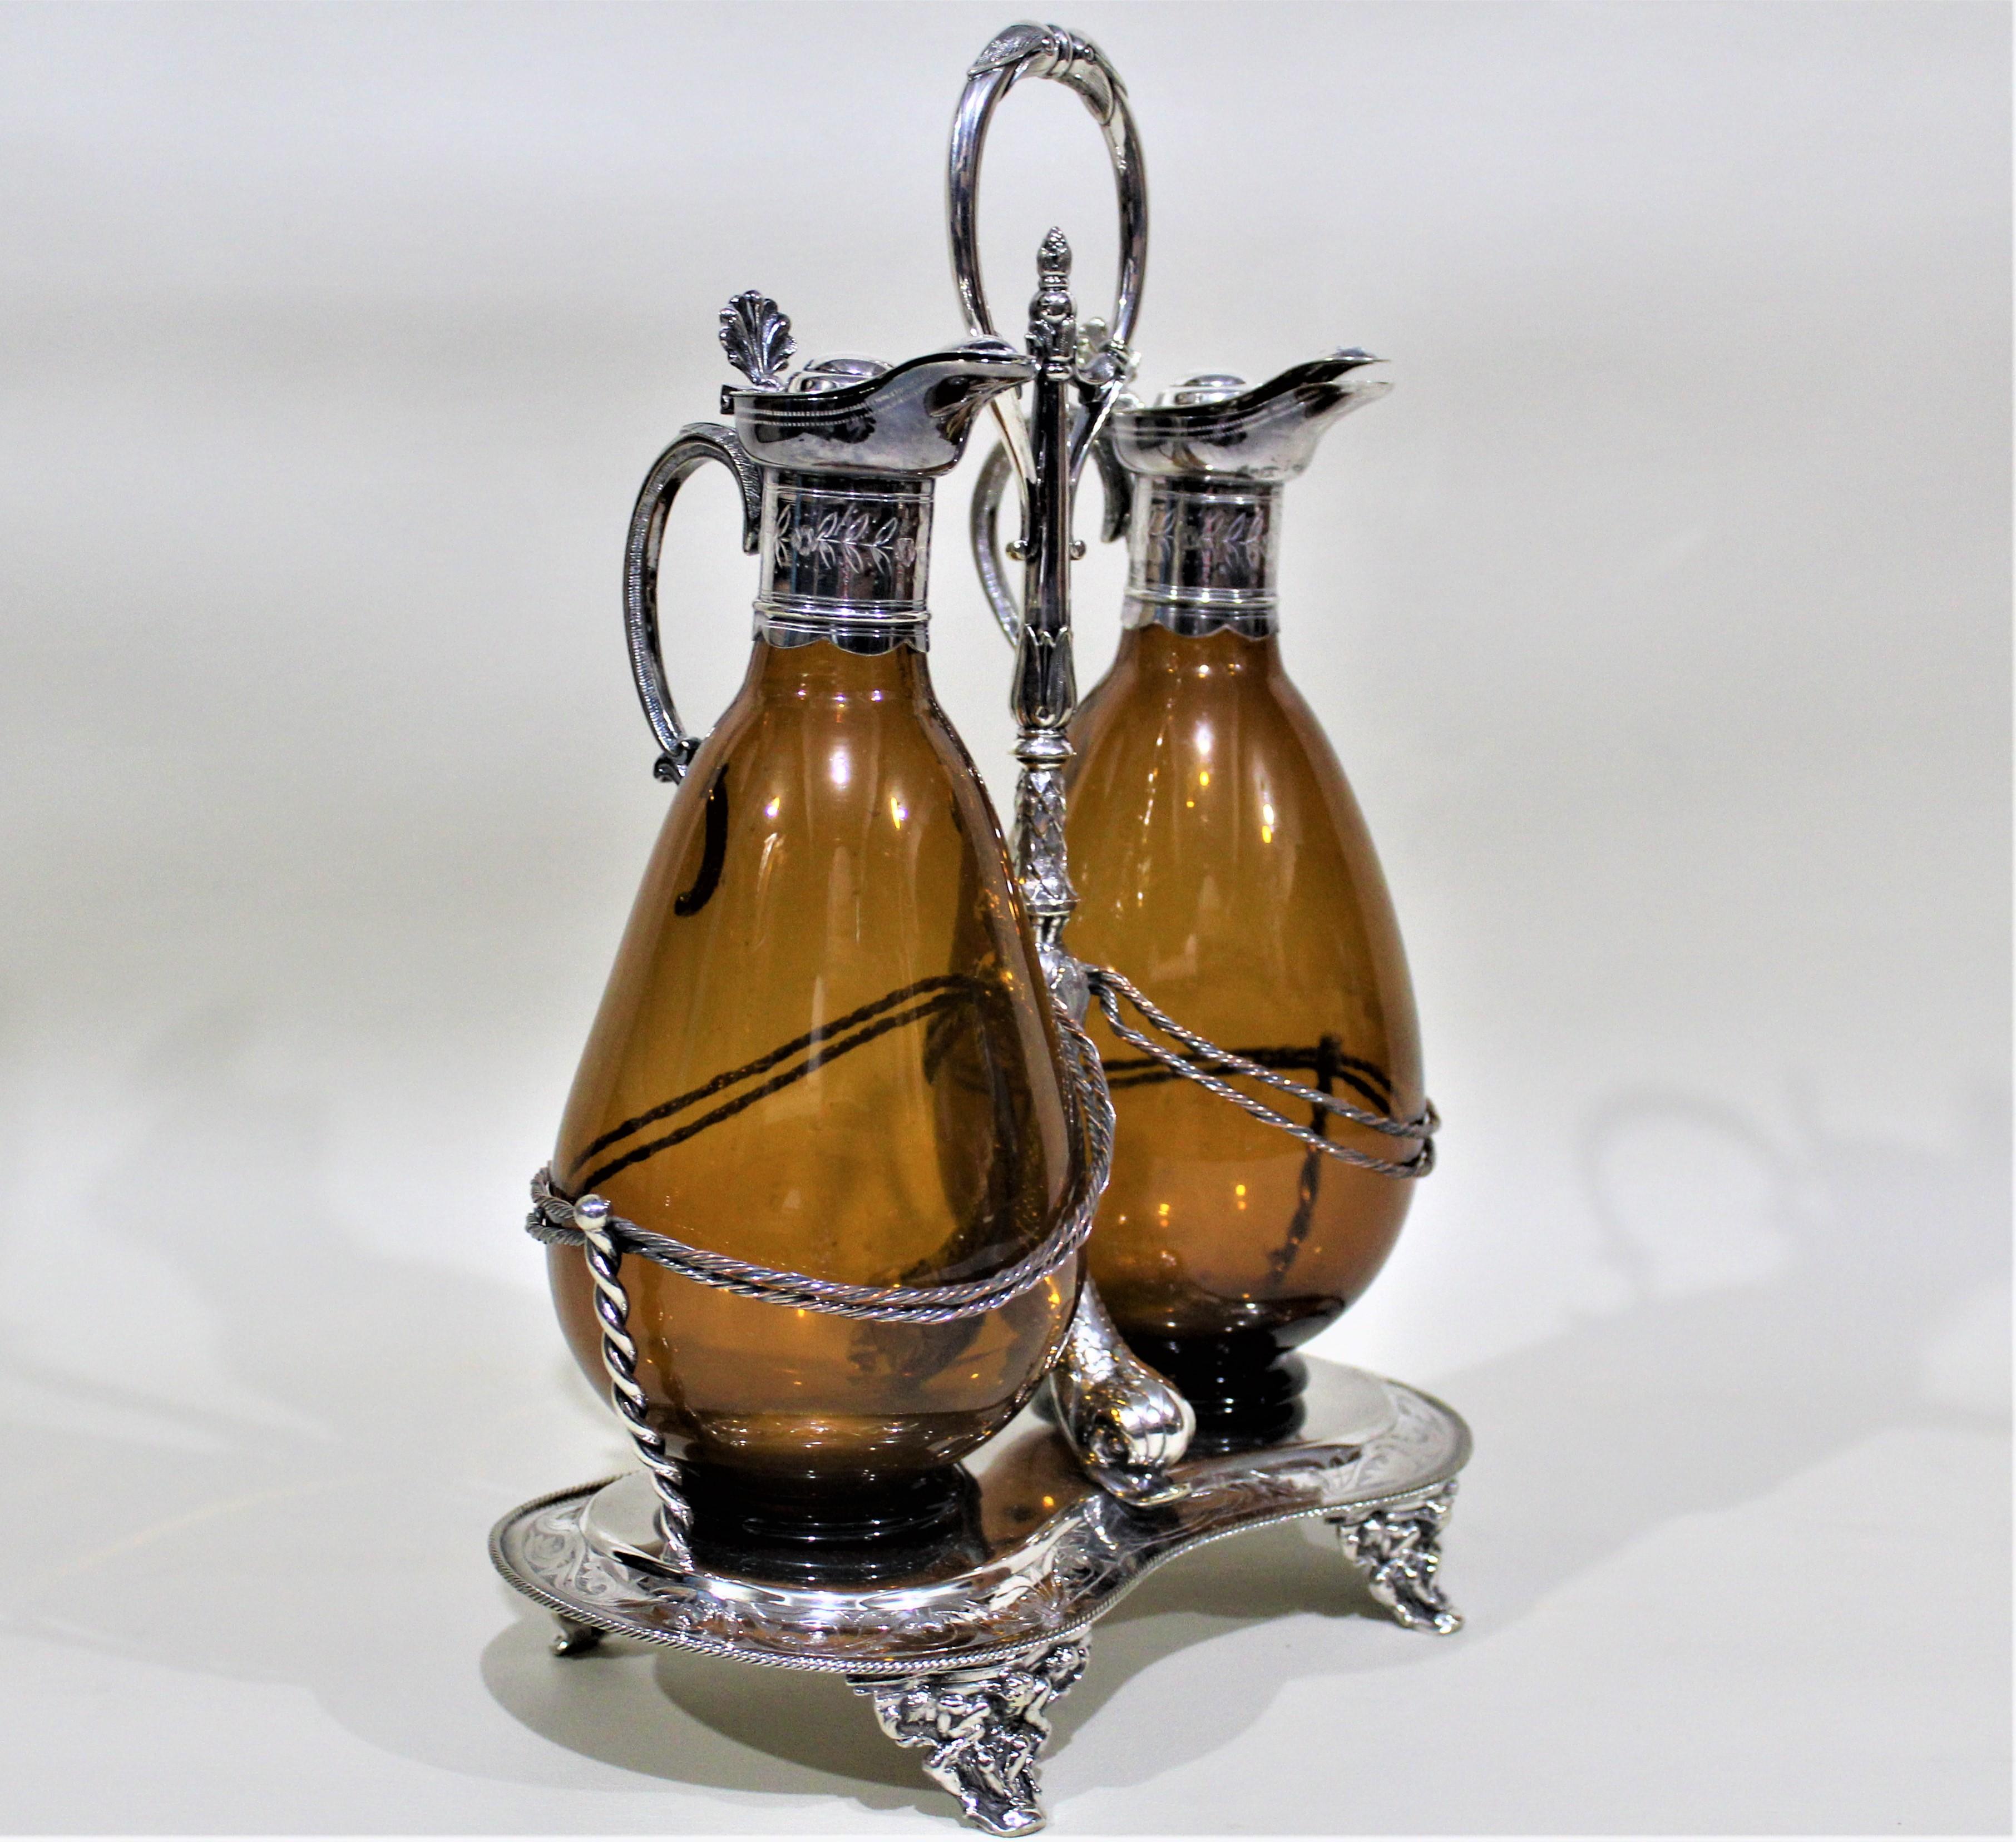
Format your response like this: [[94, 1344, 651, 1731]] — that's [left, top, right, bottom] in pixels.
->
[[945, 31, 1195, 1508], [951, 23, 1146, 641], [623, 424, 764, 783], [948, 22, 1148, 506], [948, 22, 1147, 354]]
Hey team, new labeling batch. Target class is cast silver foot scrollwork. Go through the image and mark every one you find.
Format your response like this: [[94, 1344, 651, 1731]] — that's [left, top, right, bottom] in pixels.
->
[[851, 1638, 1089, 1836], [550, 1615, 605, 1657], [1330, 1482, 1463, 1635]]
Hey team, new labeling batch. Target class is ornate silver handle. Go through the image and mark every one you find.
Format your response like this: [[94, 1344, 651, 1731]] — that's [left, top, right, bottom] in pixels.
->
[[622, 423, 764, 783], [948, 22, 1147, 354]]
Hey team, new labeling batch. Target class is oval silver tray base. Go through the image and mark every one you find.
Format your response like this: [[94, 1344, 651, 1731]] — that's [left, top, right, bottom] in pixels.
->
[[491, 1358, 1471, 1835]]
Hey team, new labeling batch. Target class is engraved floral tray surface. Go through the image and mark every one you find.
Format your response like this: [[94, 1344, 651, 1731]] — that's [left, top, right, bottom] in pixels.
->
[[490, 1359, 1470, 1678]]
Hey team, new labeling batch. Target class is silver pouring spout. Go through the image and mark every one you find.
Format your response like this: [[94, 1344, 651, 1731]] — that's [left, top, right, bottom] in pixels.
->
[[1106, 349, 1391, 483], [718, 295, 1034, 477]]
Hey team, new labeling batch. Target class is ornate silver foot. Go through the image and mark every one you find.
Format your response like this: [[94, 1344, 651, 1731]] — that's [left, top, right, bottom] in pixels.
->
[[1330, 1482, 1462, 1635], [1050, 1281, 1194, 1505], [850, 1637, 1088, 1835], [550, 1614, 606, 1656]]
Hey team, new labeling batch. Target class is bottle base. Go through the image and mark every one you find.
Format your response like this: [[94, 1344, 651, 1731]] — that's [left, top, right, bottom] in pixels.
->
[[1121, 1328, 1311, 1454], [679, 1460, 986, 1585]]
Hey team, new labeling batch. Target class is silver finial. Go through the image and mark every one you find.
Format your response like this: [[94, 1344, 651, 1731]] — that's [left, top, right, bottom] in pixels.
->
[[1037, 226, 1071, 285], [718, 291, 795, 391], [1031, 229, 1074, 342]]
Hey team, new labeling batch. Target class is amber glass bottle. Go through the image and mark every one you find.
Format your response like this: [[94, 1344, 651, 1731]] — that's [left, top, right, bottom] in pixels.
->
[[550, 340, 1078, 1555], [1064, 354, 1423, 1450]]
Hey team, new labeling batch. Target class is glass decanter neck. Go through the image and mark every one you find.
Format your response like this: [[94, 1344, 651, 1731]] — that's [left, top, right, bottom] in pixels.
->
[[1113, 620, 1279, 675], [748, 632, 933, 697]]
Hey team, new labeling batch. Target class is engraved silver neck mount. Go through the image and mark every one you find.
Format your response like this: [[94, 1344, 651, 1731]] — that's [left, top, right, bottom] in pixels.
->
[[755, 472, 933, 651], [1123, 478, 1284, 637], [1107, 351, 1391, 635], [721, 317, 1034, 655]]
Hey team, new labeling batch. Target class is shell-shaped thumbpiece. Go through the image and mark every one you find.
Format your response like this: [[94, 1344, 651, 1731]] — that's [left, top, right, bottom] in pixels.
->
[[719, 292, 796, 391]]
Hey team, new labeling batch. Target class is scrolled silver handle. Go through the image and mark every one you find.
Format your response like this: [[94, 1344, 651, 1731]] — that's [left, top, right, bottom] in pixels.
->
[[622, 424, 763, 783]]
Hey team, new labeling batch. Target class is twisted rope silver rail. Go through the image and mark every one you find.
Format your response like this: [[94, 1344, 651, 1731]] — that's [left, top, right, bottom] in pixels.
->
[[574, 1195, 694, 1568], [1085, 967, 1437, 1180], [528, 1002, 1107, 1324], [520, 1003, 1113, 1322], [525, 997, 1113, 1569]]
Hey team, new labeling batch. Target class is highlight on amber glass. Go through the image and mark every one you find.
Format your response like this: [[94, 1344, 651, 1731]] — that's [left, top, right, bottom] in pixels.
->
[[1062, 354, 1434, 1450], [551, 641, 1075, 1513]]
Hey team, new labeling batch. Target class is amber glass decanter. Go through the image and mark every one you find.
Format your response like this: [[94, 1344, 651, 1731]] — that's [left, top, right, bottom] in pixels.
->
[[1064, 354, 1432, 1450], [549, 309, 1081, 1565]]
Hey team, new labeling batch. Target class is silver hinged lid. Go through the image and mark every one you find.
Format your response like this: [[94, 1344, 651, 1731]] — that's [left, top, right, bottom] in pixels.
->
[[716, 292, 1031, 478], [1108, 350, 1391, 483]]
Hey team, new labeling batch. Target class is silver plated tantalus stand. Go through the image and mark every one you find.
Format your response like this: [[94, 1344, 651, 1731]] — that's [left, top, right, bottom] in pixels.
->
[[493, 20, 1473, 1835], [492, 1356, 1469, 1836]]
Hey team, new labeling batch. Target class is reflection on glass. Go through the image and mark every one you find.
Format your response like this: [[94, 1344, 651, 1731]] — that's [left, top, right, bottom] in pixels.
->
[[550, 638, 1077, 1508], [1066, 623, 1421, 1443]]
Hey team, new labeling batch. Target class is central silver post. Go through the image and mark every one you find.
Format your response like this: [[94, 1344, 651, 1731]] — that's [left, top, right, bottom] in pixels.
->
[[1001, 229, 1195, 1509], [1011, 229, 1082, 994]]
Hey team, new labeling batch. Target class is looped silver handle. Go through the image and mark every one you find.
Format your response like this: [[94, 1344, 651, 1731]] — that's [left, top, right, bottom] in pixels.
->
[[948, 23, 1147, 352], [950, 25, 1147, 642], [623, 423, 763, 783]]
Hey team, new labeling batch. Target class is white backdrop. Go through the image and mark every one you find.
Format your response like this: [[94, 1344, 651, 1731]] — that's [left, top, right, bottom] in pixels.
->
[[2, 2, 2007, 1833]]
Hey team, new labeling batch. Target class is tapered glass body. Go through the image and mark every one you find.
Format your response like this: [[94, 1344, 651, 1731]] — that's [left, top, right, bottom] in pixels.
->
[[551, 639, 1078, 1492], [1066, 623, 1421, 1350]]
